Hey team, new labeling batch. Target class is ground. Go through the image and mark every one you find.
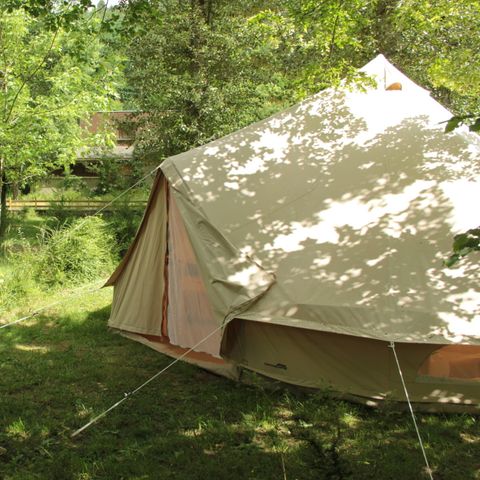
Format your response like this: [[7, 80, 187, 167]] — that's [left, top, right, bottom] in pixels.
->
[[0, 288, 479, 480]]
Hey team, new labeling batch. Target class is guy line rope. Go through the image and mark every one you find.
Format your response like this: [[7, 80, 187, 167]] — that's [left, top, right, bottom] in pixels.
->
[[71, 323, 226, 438], [71, 330, 440, 480], [82, 164, 161, 217], [389, 341, 435, 480]]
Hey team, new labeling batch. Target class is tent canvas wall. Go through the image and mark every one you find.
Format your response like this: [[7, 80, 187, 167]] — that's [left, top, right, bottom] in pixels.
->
[[106, 55, 480, 411]]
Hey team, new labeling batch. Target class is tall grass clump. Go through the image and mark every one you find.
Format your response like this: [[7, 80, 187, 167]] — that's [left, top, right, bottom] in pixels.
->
[[0, 258, 40, 314], [0, 229, 40, 313], [35, 216, 117, 286]]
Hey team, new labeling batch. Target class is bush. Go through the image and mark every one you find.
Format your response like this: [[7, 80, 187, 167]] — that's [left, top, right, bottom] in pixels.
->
[[91, 156, 144, 195], [0, 215, 118, 314], [34, 216, 117, 287]]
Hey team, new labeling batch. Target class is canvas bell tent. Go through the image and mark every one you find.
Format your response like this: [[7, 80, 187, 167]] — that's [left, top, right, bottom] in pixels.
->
[[106, 55, 480, 411]]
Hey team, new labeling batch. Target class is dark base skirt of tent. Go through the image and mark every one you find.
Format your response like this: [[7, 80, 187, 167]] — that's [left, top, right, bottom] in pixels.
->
[[116, 330, 240, 380]]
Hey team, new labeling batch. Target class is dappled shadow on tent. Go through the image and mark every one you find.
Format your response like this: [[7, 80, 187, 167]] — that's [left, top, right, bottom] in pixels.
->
[[167, 88, 480, 345], [106, 57, 480, 409], [157, 83, 480, 408]]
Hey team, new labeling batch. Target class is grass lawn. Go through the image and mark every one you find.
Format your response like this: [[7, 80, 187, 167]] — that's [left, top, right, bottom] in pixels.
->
[[0, 288, 479, 480]]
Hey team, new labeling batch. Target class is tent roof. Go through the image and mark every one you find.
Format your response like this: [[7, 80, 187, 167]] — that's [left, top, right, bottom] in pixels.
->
[[161, 55, 480, 345]]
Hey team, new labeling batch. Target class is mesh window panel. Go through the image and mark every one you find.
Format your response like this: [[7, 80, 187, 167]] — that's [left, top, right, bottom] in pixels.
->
[[418, 345, 480, 380], [166, 194, 221, 357]]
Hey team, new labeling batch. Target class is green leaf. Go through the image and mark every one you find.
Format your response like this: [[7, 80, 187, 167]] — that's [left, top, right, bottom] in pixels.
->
[[444, 116, 463, 133], [446, 227, 480, 267], [452, 233, 473, 252], [469, 117, 480, 132], [444, 254, 460, 268]]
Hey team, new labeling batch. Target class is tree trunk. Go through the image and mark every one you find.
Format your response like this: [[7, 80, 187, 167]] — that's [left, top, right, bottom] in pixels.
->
[[196, 0, 213, 25], [12, 181, 19, 200], [0, 158, 7, 239]]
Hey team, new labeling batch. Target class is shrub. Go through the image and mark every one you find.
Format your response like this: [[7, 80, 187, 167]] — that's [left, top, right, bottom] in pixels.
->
[[91, 156, 144, 195], [34, 216, 117, 286], [0, 215, 118, 314]]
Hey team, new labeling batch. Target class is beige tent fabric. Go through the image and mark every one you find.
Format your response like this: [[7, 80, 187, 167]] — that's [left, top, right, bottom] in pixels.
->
[[166, 194, 222, 356], [106, 167, 274, 354], [108, 176, 167, 336], [106, 173, 165, 287], [164, 164, 275, 327], [161, 54, 480, 346], [223, 319, 480, 406]]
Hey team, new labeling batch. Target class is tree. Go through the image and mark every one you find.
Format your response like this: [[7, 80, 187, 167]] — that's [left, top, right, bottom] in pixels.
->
[[121, 0, 278, 159], [369, 0, 480, 117], [119, 0, 480, 270], [0, 3, 121, 236], [120, 0, 374, 160]]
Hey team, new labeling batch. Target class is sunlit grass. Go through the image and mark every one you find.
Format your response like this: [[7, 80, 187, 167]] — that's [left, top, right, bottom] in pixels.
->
[[6, 419, 29, 440]]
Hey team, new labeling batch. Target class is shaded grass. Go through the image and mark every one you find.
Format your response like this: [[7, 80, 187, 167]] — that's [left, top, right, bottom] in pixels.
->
[[0, 290, 479, 479]]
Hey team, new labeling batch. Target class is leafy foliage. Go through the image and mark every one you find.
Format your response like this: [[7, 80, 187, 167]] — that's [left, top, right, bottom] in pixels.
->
[[444, 115, 480, 133], [119, 0, 480, 163], [90, 156, 144, 195], [106, 202, 144, 257], [444, 228, 480, 267], [34, 216, 116, 285], [0, 207, 143, 310], [0, 4, 122, 235], [0, 215, 116, 309], [1, 0, 95, 29], [377, 0, 480, 116]]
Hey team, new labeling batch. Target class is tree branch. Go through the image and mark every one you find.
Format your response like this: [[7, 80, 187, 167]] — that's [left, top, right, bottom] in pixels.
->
[[328, 0, 344, 61], [3, 0, 88, 124], [4, 26, 59, 124]]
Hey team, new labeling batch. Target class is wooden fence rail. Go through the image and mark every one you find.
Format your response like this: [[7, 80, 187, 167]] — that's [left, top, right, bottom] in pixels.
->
[[6, 199, 148, 212]]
